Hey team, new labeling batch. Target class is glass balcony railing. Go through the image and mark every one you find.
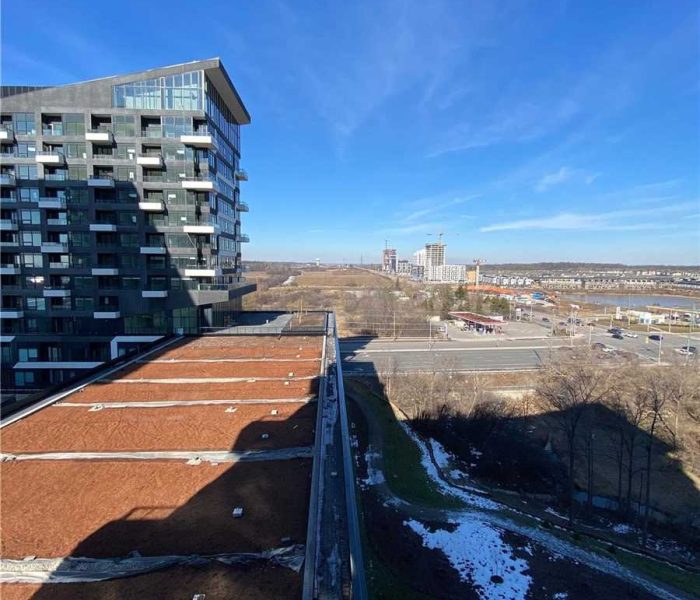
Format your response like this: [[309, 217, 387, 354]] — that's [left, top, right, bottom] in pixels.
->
[[42, 125, 64, 136]]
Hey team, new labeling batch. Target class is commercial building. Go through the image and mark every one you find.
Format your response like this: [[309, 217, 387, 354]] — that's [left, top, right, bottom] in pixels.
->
[[0, 59, 254, 399], [381, 247, 397, 273]]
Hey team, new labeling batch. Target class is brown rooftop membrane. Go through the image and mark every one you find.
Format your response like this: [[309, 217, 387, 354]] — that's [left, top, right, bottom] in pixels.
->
[[64, 378, 319, 403], [0, 459, 311, 559], [1, 403, 316, 454], [114, 359, 320, 380]]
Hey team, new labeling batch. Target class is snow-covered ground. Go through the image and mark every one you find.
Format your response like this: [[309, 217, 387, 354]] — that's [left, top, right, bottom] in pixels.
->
[[405, 517, 532, 600], [400, 422, 500, 510], [362, 446, 385, 487]]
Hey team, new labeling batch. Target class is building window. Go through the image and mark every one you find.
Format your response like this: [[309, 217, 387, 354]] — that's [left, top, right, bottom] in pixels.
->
[[16, 165, 37, 180], [13, 113, 36, 135], [112, 71, 203, 111], [112, 115, 135, 137], [63, 114, 85, 136], [18, 348, 39, 362], [15, 371, 36, 386], [18, 188, 39, 203], [16, 142, 36, 158]]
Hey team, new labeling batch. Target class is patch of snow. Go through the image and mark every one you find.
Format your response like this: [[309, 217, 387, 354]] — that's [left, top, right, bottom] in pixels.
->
[[362, 446, 385, 487], [429, 439, 452, 469], [450, 469, 466, 480], [611, 523, 634, 535], [471, 448, 483, 458], [552, 593, 568, 599], [405, 517, 532, 600], [399, 423, 499, 510], [544, 507, 567, 520]]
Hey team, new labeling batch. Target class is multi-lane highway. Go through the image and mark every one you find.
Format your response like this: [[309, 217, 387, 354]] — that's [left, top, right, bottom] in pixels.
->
[[339, 326, 700, 375]]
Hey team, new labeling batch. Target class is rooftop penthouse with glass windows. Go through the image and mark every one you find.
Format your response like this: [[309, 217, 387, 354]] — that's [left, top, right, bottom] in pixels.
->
[[0, 59, 254, 402]]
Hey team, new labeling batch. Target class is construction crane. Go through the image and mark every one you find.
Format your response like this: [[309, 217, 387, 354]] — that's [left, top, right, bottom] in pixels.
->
[[473, 258, 486, 288]]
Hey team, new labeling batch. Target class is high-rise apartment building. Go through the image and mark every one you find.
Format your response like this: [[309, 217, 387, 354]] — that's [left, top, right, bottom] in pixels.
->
[[0, 59, 254, 399], [381, 247, 397, 273], [424, 243, 445, 268]]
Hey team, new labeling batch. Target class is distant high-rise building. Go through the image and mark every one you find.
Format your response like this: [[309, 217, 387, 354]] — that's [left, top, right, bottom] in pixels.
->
[[396, 259, 411, 276], [382, 248, 397, 273], [424, 243, 445, 268], [0, 59, 254, 400], [413, 248, 426, 267]]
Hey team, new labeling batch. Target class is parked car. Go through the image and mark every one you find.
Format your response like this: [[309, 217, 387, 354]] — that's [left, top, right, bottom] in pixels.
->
[[675, 346, 697, 355], [542, 317, 550, 323], [612, 333, 624, 340], [624, 332, 638, 338], [649, 334, 663, 341], [602, 346, 616, 353]]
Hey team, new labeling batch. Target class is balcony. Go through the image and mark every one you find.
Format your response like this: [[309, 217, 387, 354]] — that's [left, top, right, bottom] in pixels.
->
[[136, 155, 164, 167], [238, 201, 249, 212], [46, 218, 68, 226], [138, 201, 165, 212], [181, 177, 215, 191], [93, 311, 120, 319], [43, 288, 71, 298], [0, 309, 23, 319], [183, 224, 216, 234], [0, 219, 18, 231], [0, 239, 18, 247], [140, 246, 166, 255], [142, 290, 168, 298], [240, 233, 250, 243], [234, 169, 248, 181], [0, 128, 15, 144], [0, 174, 16, 187], [38, 197, 67, 209], [88, 176, 115, 188], [180, 132, 215, 149], [89, 223, 117, 232], [91, 267, 119, 276], [42, 124, 63, 136], [0, 265, 20, 275], [40, 242, 69, 253], [183, 268, 221, 277], [85, 129, 114, 144], [142, 127, 164, 138], [35, 152, 65, 165]]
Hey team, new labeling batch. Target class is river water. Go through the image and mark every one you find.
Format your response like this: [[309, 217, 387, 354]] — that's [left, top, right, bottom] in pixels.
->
[[562, 293, 699, 310]]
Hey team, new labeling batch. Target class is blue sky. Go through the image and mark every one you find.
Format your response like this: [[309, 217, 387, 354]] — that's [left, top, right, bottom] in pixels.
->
[[2, 1, 699, 265]]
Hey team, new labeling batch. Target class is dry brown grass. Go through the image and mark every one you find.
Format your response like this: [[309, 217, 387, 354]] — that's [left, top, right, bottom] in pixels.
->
[[293, 268, 393, 288]]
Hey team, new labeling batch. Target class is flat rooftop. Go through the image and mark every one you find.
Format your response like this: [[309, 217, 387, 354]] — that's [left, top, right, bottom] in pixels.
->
[[0, 334, 324, 599]]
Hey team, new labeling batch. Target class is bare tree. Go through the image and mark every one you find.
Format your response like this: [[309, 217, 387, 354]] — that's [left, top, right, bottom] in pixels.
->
[[536, 350, 613, 525]]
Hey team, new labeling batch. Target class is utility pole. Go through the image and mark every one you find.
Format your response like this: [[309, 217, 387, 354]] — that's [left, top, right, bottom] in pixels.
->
[[393, 310, 397, 340]]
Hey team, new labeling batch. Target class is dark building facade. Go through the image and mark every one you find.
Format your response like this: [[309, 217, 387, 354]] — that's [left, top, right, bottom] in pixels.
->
[[0, 59, 254, 399]]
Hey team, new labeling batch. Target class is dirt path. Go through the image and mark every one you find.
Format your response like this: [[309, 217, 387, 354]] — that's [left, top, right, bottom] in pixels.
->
[[348, 389, 693, 600]]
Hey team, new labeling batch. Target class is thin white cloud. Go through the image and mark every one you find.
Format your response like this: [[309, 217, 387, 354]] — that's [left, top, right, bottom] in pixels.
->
[[480, 202, 698, 232], [534, 167, 575, 192]]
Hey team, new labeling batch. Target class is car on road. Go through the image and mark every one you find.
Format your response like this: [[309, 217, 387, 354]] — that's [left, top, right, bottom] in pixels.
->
[[675, 346, 697, 355], [587, 321, 597, 326], [608, 327, 623, 334], [612, 333, 624, 340], [624, 332, 638, 338], [542, 317, 550, 323], [649, 334, 663, 341]]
